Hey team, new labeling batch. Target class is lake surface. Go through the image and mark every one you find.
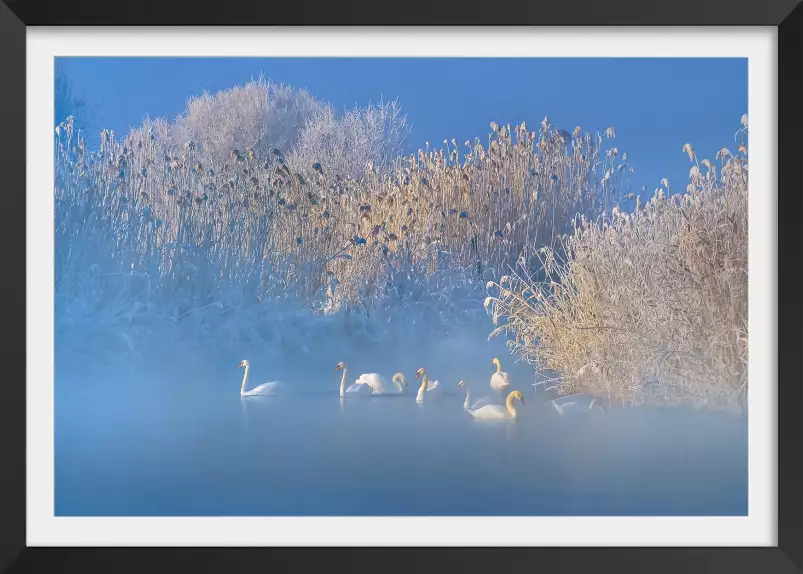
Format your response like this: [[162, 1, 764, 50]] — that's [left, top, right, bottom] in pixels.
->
[[55, 380, 748, 516]]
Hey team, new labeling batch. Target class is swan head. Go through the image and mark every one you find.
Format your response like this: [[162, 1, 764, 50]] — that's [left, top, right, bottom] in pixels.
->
[[492, 357, 501, 371], [238, 360, 249, 369], [393, 373, 408, 387], [509, 390, 525, 405], [457, 380, 467, 389], [335, 362, 346, 372], [415, 368, 426, 379]]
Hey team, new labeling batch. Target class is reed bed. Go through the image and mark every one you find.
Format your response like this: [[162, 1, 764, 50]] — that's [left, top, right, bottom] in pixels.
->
[[485, 116, 749, 411], [55, 80, 629, 372]]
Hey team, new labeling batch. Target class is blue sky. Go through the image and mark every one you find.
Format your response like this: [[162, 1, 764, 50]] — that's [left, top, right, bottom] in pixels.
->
[[56, 57, 747, 194]]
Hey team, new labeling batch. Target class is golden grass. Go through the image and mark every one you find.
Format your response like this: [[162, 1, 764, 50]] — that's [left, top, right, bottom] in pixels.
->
[[485, 117, 749, 411]]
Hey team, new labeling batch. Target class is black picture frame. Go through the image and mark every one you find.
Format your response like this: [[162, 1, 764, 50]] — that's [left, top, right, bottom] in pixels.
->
[[1, 1, 800, 572]]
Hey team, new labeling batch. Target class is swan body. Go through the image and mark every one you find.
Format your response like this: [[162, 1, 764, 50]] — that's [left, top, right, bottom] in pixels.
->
[[457, 380, 495, 411], [336, 362, 373, 398], [551, 394, 607, 416], [468, 390, 525, 420], [490, 357, 511, 393], [414, 368, 442, 402], [356, 372, 409, 395], [355, 373, 389, 393], [346, 382, 373, 396], [238, 360, 283, 396]]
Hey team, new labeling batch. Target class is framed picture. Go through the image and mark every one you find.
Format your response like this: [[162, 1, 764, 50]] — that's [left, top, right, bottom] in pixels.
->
[[2, 1, 800, 572]]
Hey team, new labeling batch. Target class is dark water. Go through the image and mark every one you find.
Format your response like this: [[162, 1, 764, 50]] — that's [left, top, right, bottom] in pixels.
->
[[55, 380, 748, 516]]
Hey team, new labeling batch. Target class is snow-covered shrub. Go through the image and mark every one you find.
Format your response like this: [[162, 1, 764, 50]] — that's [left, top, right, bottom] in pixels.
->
[[173, 76, 325, 166], [287, 99, 410, 180]]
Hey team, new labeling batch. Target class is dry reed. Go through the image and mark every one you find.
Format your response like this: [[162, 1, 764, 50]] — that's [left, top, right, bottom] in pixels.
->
[[485, 116, 749, 411]]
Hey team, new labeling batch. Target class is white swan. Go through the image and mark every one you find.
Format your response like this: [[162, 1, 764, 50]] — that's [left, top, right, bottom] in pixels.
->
[[355, 372, 409, 395], [238, 360, 283, 396], [551, 394, 607, 416], [457, 380, 495, 411], [392, 373, 409, 393], [415, 368, 442, 402], [490, 357, 511, 393], [468, 390, 525, 421], [335, 362, 373, 398]]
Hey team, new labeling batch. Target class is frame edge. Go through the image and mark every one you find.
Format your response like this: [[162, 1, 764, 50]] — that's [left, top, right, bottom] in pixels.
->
[[0, 1, 28, 572], [778, 2, 803, 571]]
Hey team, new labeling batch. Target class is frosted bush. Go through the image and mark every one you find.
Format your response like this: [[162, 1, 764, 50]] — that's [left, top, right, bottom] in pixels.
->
[[288, 99, 410, 179], [173, 77, 325, 165]]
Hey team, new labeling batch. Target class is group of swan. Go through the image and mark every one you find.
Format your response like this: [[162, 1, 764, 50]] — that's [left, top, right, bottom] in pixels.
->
[[239, 356, 512, 401], [530, 378, 607, 415], [335, 362, 444, 402], [239, 356, 603, 421], [549, 394, 607, 415]]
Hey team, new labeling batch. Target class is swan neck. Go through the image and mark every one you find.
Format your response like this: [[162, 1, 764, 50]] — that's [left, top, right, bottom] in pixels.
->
[[240, 365, 249, 395], [506, 395, 517, 418], [495, 360, 501, 374], [464, 387, 471, 409], [419, 372, 429, 392], [340, 368, 347, 397]]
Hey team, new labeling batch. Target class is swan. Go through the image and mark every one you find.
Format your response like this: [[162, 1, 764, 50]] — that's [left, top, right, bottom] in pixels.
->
[[392, 373, 409, 393], [457, 380, 495, 411], [468, 390, 525, 421], [490, 357, 511, 393], [238, 360, 283, 396], [551, 394, 607, 416], [335, 362, 373, 398], [355, 372, 409, 395], [415, 368, 443, 402]]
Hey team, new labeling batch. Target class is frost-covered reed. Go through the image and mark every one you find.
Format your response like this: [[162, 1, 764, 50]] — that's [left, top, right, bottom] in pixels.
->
[[485, 117, 749, 411], [55, 79, 627, 368]]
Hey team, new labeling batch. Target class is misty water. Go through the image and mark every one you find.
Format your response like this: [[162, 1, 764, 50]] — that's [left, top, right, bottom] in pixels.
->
[[55, 334, 747, 516]]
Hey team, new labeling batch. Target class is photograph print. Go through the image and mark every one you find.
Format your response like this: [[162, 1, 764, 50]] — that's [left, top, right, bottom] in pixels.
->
[[54, 56, 749, 517]]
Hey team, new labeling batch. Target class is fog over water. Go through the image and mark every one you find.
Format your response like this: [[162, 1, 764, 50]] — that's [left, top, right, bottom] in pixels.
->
[[55, 325, 747, 516]]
